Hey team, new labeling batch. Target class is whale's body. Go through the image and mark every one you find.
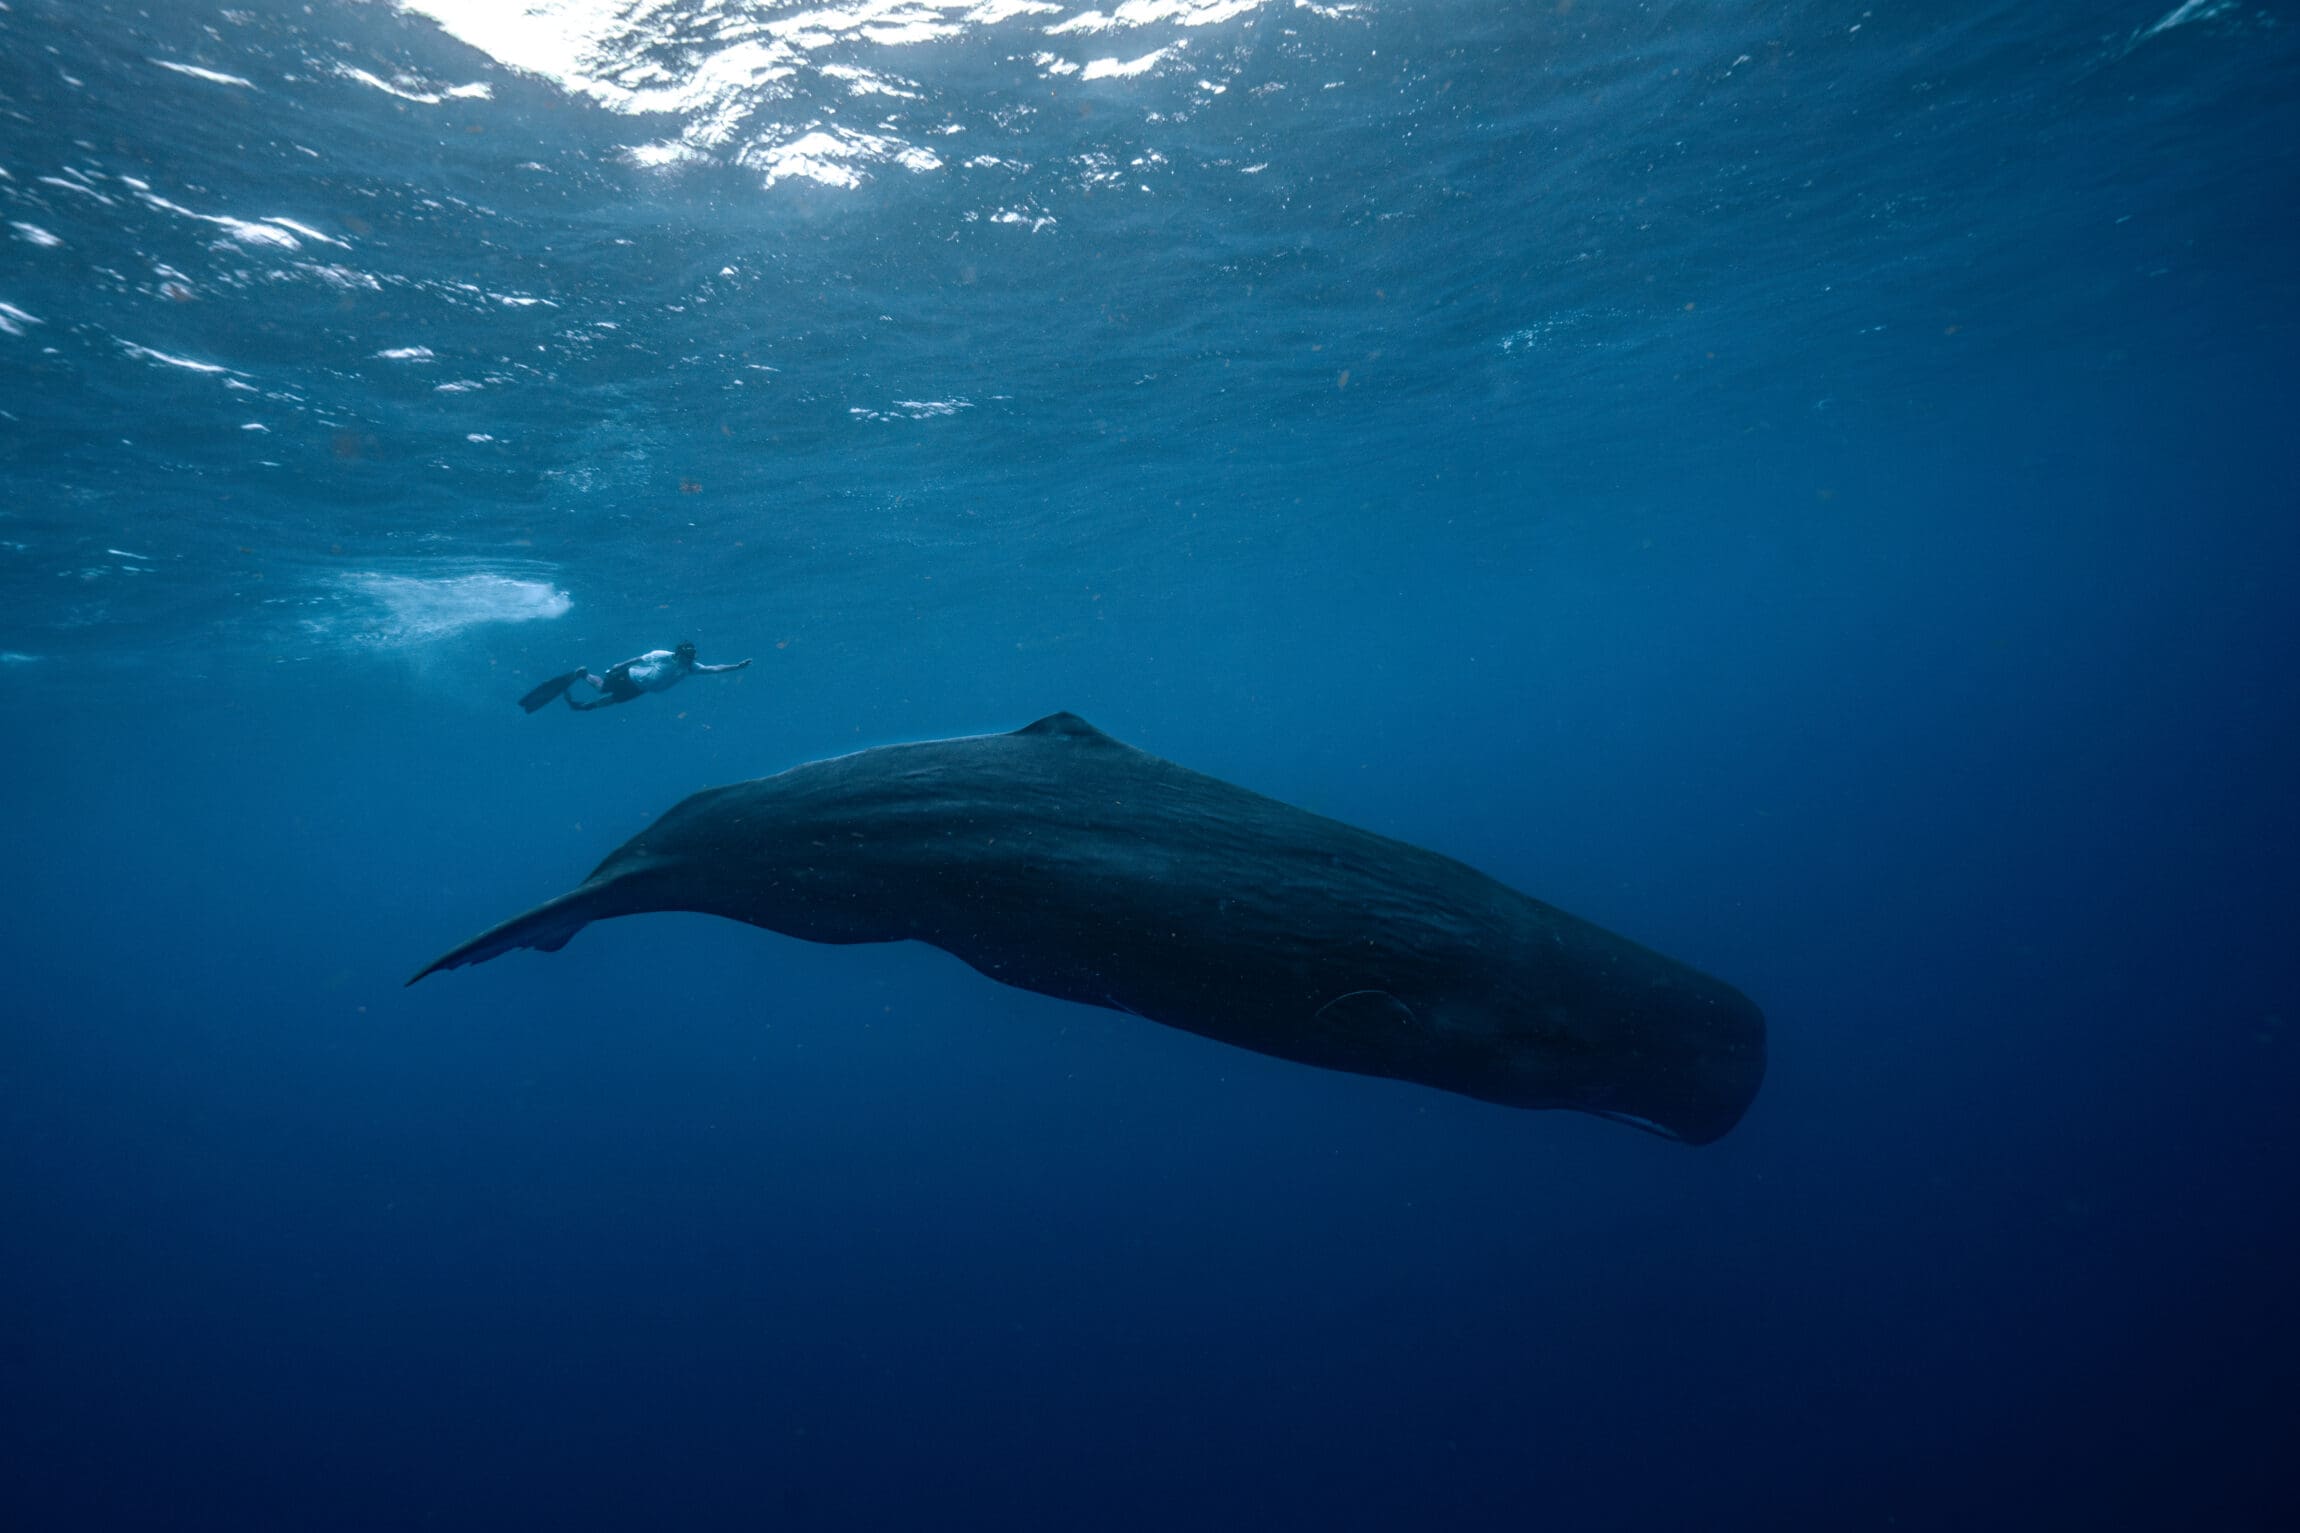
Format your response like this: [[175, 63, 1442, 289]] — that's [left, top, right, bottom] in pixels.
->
[[411, 713, 1765, 1143]]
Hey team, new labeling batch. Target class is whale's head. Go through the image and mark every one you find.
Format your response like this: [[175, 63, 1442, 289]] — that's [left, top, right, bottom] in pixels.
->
[[1496, 969, 1767, 1145], [1306, 951, 1763, 1145]]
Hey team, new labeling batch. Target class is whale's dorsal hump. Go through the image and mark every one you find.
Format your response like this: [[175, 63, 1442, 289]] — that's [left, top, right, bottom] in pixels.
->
[[1014, 711, 1112, 741]]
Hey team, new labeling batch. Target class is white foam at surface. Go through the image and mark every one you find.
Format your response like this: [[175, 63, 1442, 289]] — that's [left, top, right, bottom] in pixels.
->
[[820, 63, 922, 99], [1048, 0, 1265, 35], [262, 217, 349, 249], [38, 174, 114, 204], [392, 1, 625, 100], [626, 140, 702, 168], [133, 188, 341, 252], [852, 397, 974, 420], [292, 263, 382, 291], [756, 127, 943, 188], [1081, 48, 1171, 80], [153, 59, 255, 88], [118, 340, 229, 374], [391, 0, 1282, 192], [2138, 0, 2236, 41], [215, 216, 299, 249], [337, 64, 490, 104]]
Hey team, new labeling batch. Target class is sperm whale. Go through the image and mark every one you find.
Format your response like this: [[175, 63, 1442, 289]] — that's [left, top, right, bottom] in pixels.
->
[[410, 713, 1766, 1143]]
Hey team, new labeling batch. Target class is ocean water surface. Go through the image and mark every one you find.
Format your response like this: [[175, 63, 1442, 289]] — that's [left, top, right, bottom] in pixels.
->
[[3, 1, 2297, 1527]]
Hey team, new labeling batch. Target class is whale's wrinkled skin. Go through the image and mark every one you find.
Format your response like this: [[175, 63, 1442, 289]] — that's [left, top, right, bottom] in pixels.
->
[[409, 713, 1765, 1143]]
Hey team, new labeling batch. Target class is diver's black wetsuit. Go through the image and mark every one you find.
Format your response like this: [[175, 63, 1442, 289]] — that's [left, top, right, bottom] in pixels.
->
[[518, 643, 751, 714]]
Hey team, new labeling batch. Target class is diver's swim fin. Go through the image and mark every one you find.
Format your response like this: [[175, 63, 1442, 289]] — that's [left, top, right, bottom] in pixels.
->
[[518, 669, 588, 714]]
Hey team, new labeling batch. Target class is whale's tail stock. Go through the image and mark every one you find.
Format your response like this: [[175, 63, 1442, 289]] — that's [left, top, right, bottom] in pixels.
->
[[406, 882, 618, 985]]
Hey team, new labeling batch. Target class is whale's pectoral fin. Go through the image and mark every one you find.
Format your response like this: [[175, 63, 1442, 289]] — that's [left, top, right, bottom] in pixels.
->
[[1313, 989, 1423, 1035], [405, 883, 611, 986]]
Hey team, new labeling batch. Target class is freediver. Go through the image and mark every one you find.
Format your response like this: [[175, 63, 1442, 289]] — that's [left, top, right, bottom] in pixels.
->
[[518, 641, 752, 714]]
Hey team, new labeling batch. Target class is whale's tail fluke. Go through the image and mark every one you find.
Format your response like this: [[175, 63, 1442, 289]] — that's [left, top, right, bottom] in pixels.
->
[[407, 883, 614, 985]]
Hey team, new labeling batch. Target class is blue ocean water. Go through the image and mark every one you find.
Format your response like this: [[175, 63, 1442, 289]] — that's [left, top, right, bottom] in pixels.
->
[[4, 0, 2297, 1525]]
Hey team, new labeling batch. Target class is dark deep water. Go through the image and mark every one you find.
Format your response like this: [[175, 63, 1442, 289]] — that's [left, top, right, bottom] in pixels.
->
[[4, 1, 2298, 1527]]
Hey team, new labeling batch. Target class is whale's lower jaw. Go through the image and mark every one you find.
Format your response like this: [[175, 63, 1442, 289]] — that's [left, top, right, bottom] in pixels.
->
[[1586, 1110, 1684, 1143]]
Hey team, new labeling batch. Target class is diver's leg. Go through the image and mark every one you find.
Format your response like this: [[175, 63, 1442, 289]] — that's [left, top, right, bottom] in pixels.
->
[[567, 674, 640, 711], [519, 668, 591, 714]]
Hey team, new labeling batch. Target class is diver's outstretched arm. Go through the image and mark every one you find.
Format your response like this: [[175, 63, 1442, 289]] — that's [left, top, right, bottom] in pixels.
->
[[694, 658, 752, 674]]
